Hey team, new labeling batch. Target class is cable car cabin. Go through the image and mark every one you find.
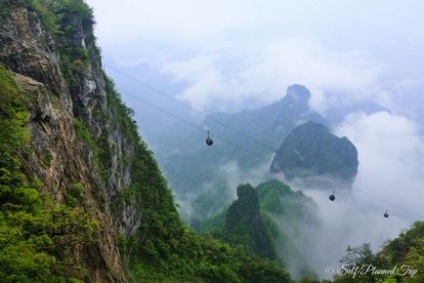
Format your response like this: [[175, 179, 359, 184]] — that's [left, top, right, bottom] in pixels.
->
[[329, 191, 335, 201], [384, 211, 389, 218], [205, 131, 213, 146]]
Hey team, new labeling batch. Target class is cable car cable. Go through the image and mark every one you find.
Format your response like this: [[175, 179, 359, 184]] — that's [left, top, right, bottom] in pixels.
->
[[2, 26, 422, 223]]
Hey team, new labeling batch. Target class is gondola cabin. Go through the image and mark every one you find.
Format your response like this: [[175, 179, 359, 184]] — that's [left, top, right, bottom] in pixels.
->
[[205, 131, 213, 146], [329, 191, 335, 201]]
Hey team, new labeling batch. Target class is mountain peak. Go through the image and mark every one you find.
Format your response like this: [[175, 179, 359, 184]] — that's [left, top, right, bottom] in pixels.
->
[[271, 121, 358, 184], [282, 84, 311, 107]]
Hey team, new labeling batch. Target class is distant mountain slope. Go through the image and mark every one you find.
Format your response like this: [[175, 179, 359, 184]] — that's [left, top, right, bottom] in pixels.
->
[[271, 121, 358, 184], [221, 183, 277, 260], [200, 180, 319, 279], [155, 84, 326, 221], [154, 84, 325, 161]]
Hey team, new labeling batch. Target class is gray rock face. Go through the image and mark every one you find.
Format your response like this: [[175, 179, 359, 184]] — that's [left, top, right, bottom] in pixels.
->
[[0, 4, 142, 281]]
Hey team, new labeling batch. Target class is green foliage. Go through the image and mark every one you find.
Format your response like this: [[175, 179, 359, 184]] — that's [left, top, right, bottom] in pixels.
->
[[30, 0, 61, 34], [73, 118, 94, 147], [401, 238, 424, 283], [271, 121, 358, 182], [0, 2, 9, 16], [66, 182, 84, 207], [219, 183, 277, 260], [73, 118, 108, 179], [0, 186, 100, 282], [200, 180, 320, 279], [22, 0, 98, 88], [332, 243, 390, 283], [104, 75, 139, 142], [48, 92, 61, 109], [257, 179, 317, 222], [128, 230, 293, 283], [382, 222, 424, 264], [197, 208, 227, 233], [0, 64, 29, 176], [239, 254, 292, 283], [379, 222, 424, 283], [0, 63, 99, 281], [257, 180, 291, 213], [333, 222, 424, 283], [29, 0, 94, 36], [41, 149, 53, 167]]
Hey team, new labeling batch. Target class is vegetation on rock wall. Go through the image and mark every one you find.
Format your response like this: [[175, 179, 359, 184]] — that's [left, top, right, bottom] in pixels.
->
[[0, 64, 99, 282]]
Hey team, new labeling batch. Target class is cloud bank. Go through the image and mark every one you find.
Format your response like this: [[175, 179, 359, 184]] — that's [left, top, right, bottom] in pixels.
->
[[288, 110, 424, 278], [87, 0, 424, 117], [160, 38, 383, 114]]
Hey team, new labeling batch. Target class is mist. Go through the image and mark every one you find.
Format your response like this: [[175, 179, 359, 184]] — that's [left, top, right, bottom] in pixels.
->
[[87, 0, 424, 120], [177, 155, 273, 223], [218, 155, 274, 196], [270, 110, 424, 279]]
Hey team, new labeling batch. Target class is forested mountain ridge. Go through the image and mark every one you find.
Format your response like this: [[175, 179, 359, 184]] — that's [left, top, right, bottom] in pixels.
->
[[271, 121, 358, 184], [200, 180, 320, 279], [220, 183, 277, 260], [0, 1, 293, 282]]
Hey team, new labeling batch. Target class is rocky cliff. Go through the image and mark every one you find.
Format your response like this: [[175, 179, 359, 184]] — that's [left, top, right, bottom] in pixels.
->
[[0, 1, 138, 281]]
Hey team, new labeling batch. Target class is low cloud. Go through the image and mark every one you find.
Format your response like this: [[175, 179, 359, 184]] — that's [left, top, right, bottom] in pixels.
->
[[87, 0, 424, 122], [175, 156, 273, 222], [285, 110, 424, 278], [160, 38, 383, 114], [160, 54, 247, 113], [218, 156, 273, 196], [243, 38, 382, 112], [336, 111, 424, 221], [336, 111, 424, 211]]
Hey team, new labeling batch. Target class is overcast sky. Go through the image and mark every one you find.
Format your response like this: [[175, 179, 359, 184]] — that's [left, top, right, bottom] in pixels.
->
[[86, 0, 424, 115]]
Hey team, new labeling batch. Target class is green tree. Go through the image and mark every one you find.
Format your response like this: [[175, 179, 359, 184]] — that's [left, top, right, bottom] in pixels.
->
[[0, 63, 98, 281], [401, 238, 424, 282], [220, 183, 277, 260], [334, 243, 390, 283]]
